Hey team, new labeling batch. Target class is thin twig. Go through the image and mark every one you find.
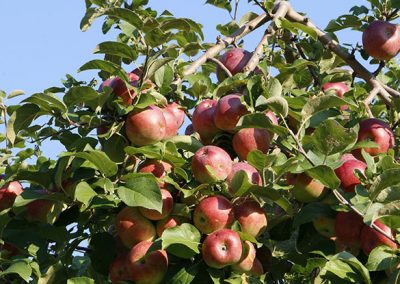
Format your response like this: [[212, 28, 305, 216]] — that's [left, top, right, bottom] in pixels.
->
[[207, 57, 233, 77], [372, 61, 386, 77]]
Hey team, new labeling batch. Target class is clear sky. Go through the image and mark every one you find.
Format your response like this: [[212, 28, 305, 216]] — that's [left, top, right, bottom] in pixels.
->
[[0, 0, 367, 157]]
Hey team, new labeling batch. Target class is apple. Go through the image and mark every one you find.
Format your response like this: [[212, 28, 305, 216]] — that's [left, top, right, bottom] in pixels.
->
[[193, 195, 234, 234], [98, 78, 113, 92], [360, 220, 397, 255], [232, 128, 271, 160], [226, 162, 262, 193], [138, 159, 172, 188], [335, 158, 367, 192], [313, 216, 336, 238], [160, 103, 185, 139], [0, 180, 23, 211], [201, 228, 243, 269], [25, 190, 58, 223], [156, 216, 184, 237], [192, 99, 221, 144], [362, 20, 400, 61], [216, 48, 252, 81], [109, 254, 130, 284], [213, 93, 249, 132], [126, 241, 168, 284], [234, 199, 267, 238], [249, 258, 264, 276], [322, 82, 349, 110], [191, 145, 233, 184], [110, 72, 140, 105], [335, 211, 364, 248], [166, 102, 185, 129], [232, 240, 256, 273], [354, 118, 395, 157], [115, 207, 156, 249], [139, 189, 173, 221], [125, 105, 166, 146], [286, 173, 327, 203]]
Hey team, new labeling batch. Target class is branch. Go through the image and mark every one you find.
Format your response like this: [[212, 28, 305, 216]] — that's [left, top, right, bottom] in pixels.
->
[[207, 57, 233, 77]]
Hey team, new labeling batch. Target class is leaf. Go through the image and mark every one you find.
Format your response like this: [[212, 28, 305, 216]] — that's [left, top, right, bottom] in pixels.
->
[[306, 165, 340, 189], [366, 246, 400, 271], [332, 251, 371, 284], [117, 174, 162, 212], [265, 77, 282, 97], [161, 223, 201, 258], [7, 104, 40, 145], [369, 169, 400, 201], [88, 232, 116, 275], [8, 89, 25, 99], [80, 7, 102, 32], [0, 259, 32, 282], [236, 113, 288, 137], [72, 150, 118, 177], [293, 202, 335, 227], [74, 182, 97, 206], [67, 277, 95, 284], [23, 93, 67, 113], [230, 170, 258, 197], [277, 18, 318, 40], [169, 262, 201, 284], [154, 64, 174, 91], [301, 95, 352, 122], [64, 86, 106, 109], [94, 41, 137, 60], [146, 57, 174, 81], [213, 74, 248, 97], [378, 201, 400, 228], [103, 7, 142, 29], [260, 96, 289, 117], [125, 144, 163, 159], [205, 0, 232, 12], [78, 59, 128, 82]]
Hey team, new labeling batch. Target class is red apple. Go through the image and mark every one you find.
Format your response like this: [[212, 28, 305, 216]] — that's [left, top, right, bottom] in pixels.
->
[[191, 145, 232, 184], [110, 72, 140, 105], [335, 158, 367, 192], [322, 82, 349, 110], [193, 195, 234, 234], [226, 162, 262, 193], [335, 211, 364, 248], [232, 240, 257, 273], [362, 20, 400, 61], [98, 78, 113, 92], [232, 128, 270, 160], [0, 180, 23, 211], [234, 199, 267, 238], [138, 159, 172, 188], [249, 258, 264, 276], [213, 93, 249, 132], [109, 254, 130, 284], [360, 220, 397, 255], [125, 105, 166, 146], [355, 118, 395, 156], [160, 103, 185, 139], [26, 190, 58, 223], [115, 207, 156, 249], [192, 99, 221, 144], [286, 173, 327, 203], [216, 48, 252, 81], [126, 241, 168, 284], [139, 189, 173, 221], [201, 229, 243, 269], [166, 102, 185, 129], [156, 216, 184, 237]]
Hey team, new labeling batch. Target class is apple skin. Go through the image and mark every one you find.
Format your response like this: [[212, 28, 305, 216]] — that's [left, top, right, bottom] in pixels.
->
[[139, 189, 173, 221], [362, 20, 400, 61], [249, 258, 264, 276], [138, 159, 172, 188], [216, 48, 252, 81], [360, 220, 397, 255], [166, 102, 185, 128], [0, 181, 23, 211], [335, 158, 367, 192], [109, 254, 130, 284], [335, 211, 364, 248], [322, 82, 349, 110], [286, 173, 327, 203], [125, 106, 167, 146], [201, 229, 243, 269], [193, 195, 234, 234], [354, 118, 395, 157], [192, 99, 221, 144], [191, 145, 233, 184], [232, 240, 256, 273], [110, 73, 140, 105], [232, 128, 271, 160], [156, 216, 184, 237], [160, 103, 185, 139], [115, 207, 156, 249], [313, 216, 336, 238], [226, 162, 262, 193], [213, 93, 249, 132], [126, 241, 168, 284], [234, 199, 267, 238]]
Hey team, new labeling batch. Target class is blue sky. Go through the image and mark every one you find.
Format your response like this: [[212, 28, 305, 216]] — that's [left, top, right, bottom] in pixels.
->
[[0, 0, 367, 157]]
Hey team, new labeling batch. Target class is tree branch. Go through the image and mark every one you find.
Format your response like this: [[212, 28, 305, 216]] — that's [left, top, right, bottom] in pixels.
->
[[207, 57, 233, 77]]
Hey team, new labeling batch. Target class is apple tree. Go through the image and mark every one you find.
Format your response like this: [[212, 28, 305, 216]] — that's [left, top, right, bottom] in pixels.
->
[[1, 0, 400, 283]]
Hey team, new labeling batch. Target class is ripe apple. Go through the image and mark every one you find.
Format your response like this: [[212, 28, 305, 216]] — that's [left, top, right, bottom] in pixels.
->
[[232, 240, 256, 273], [0, 180, 23, 211], [362, 20, 400, 61], [109, 254, 130, 284], [322, 82, 349, 110], [313, 216, 336, 238], [360, 220, 397, 255], [335, 158, 367, 192], [160, 103, 185, 139], [216, 48, 252, 81], [193, 195, 234, 234], [139, 189, 173, 221], [213, 93, 249, 132], [115, 207, 156, 249], [138, 159, 172, 188], [98, 78, 113, 92], [26, 190, 58, 223], [201, 228, 243, 269], [166, 102, 185, 129], [125, 105, 166, 146], [192, 99, 221, 144], [110, 72, 140, 105], [126, 241, 168, 284], [286, 173, 327, 203], [234, 199, 267, 238], [156, 216, 184, 237], [335, 211, 364, 248], [232, 128, 271, 160], [354, 118, 395, 157], [249, 258, 264, 276], [226, 162, 262, 193], [191, 145, 232, 184]]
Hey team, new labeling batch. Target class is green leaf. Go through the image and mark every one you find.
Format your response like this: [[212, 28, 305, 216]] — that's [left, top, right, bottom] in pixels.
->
[[170, 262, 201, 284], [69, 150, 118, 177], [146, 57, 174, 81], [103, 7, 142, 29], [306, 165, 340, 189], [154, 64, 174, 91], [230, 170, 258, 196], [213, 74, 248, 97], [236, 113, 288, 137], [277, 18, 318, 40], [23, 93, 67, 114], [325, 15, 363, 32], [301, 95, 351, 122], [125, 144, 163, 159], [78, 59, 128, 82], [8, 89, 25, 99], [64, 86, 106, 109], [7, 104, 40, 145], [161, 223, 201, 258], [165, 136, 204, 153], [369, 169, 400, 201], [332, 251, 371, 284], [94, 41, 137, 60], [67, 277, 95, 284], [259, 96, 289, 117], [293, 202, 335, 227], [80, 8, 102, 32], [0, 259, 32, 282], [265, 77, 282, 97], [117, 174, 162, 212], [74, 182, 97, 206], [366, 246, 400, 271], [205, 0, 232, 12], [378, 201, 400, 228]]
